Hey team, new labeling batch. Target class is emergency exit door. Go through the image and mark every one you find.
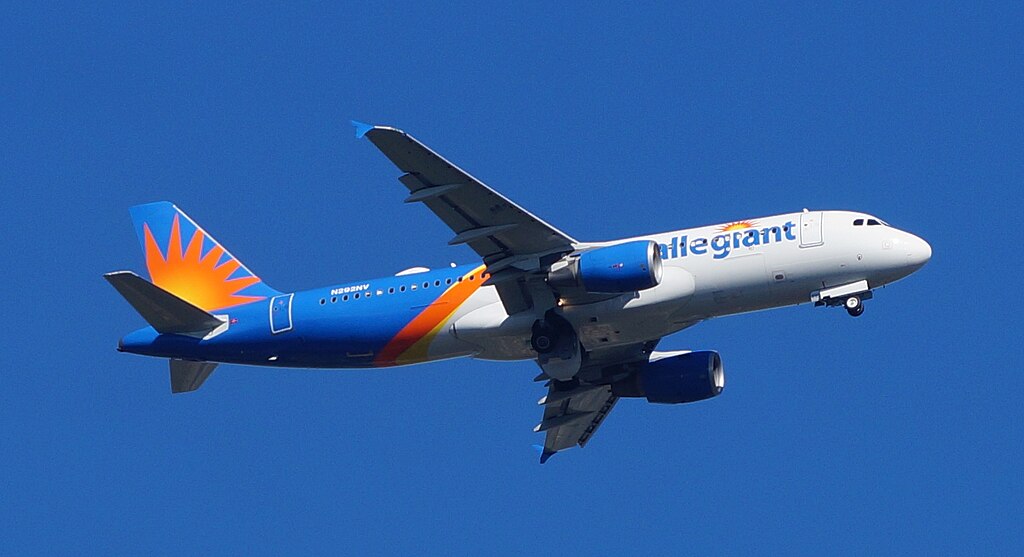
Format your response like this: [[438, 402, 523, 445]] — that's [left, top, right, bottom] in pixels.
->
[[270, 293, 294, 334]]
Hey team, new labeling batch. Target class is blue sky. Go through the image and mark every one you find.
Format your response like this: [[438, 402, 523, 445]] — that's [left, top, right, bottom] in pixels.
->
[[2, 3, 1021, 554]]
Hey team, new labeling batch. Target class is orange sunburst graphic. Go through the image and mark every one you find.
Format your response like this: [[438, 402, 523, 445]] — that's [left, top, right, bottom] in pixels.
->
[[719, 220, 757, 232], [143, 215, 265, 311]]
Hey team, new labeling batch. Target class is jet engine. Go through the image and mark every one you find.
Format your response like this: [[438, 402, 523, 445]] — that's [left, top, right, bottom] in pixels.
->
[[611, 350, 725, 404], [548, 240, 663, 294]]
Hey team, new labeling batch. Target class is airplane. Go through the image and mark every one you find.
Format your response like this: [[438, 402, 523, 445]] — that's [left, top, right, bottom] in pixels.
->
[[106, 121, 932, 462]]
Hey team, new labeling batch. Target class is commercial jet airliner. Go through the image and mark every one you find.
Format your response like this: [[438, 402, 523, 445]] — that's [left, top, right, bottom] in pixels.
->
[[107, 122, 931, 462]]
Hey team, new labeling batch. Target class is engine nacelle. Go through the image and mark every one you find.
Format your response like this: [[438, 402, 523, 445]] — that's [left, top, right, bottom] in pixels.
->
[[548, 240, 663, 294], [611, 351, 725, 404]]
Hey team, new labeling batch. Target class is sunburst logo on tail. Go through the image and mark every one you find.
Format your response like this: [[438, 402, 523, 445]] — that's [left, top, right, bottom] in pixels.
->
[[719, 220, 758, 232], [143, 215, 266, 311]]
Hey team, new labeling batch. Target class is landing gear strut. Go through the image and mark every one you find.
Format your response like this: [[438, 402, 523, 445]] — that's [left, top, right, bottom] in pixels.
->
[[845, 295, 864, 317]]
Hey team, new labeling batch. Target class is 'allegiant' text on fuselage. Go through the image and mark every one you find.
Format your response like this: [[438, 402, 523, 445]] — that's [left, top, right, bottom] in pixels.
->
[[659, 221, 798, 261]]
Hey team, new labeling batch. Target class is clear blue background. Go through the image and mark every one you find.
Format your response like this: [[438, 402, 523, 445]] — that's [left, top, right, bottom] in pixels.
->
[[2, 3, 1021, 554]]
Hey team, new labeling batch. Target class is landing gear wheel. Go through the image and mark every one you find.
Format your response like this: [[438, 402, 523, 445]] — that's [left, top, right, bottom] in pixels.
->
[[845, 296, 864, 317], [531, 323, 557, 354], [532, 334, 553, 353]]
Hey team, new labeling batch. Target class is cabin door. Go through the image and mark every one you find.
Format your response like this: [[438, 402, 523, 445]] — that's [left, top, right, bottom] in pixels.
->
[[799, 211, 824, 248]]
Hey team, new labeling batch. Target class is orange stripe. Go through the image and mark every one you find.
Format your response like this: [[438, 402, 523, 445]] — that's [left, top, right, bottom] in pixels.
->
[[374, 265, 487, 365]]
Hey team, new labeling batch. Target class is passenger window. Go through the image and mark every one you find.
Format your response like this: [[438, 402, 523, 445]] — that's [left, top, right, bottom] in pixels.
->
[[446, 278, 452, 285], [434, 280, 440, 287], [853, 219, 864, 226], [342, 295, 348, 301], [388, 287, 395, 294], [400, 285, 406, 292]]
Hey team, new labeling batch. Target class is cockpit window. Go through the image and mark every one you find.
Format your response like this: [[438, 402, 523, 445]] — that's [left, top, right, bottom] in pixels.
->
[[853, 219, 864, 226], [867, 219, 881, 226]]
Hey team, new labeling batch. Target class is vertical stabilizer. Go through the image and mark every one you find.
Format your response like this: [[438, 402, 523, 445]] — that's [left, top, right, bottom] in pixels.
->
[[129, 202, 279, 312]]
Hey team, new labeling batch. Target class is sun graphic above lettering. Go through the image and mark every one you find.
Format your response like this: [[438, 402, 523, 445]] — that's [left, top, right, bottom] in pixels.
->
[[143, 215, 266, 311], [719, 220, 758, 232]]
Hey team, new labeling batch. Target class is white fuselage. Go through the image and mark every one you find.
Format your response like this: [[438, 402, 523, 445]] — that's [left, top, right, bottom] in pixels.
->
[[440, 210, 931, 361]]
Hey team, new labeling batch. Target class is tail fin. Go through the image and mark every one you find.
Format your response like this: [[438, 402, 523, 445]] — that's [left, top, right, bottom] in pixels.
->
[[129, 202, 279, 312]]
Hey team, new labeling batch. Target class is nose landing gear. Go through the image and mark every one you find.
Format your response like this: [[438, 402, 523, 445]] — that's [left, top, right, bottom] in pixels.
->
[[811, 281, 873, 318], [844, 295, 865, 317]]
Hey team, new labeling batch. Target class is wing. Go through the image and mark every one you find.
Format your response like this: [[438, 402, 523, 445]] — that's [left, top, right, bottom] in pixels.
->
[[532, 340, 661, 463], [356, 122, 577, 313], [535, 382, 619, 463]]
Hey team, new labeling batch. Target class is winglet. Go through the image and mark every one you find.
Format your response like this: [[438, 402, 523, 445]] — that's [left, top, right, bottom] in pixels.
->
[[533, 443, 556, 464], [351, 120, 374, 139]]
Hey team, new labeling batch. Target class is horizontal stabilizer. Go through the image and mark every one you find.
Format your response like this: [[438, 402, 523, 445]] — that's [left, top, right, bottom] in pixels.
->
[[104, 271, 224, 334], [170, 359, 218, 393]]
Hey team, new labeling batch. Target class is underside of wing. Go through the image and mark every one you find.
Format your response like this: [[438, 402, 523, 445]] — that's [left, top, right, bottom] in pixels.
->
[[533, 340, 661, 463], [357, 122, 577, 313], [358, 124, 576, 262], [536, 383, 619, 463]]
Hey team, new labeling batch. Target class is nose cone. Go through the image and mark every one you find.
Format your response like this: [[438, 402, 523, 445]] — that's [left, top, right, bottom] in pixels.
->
[[905, 233, 932, 269]]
